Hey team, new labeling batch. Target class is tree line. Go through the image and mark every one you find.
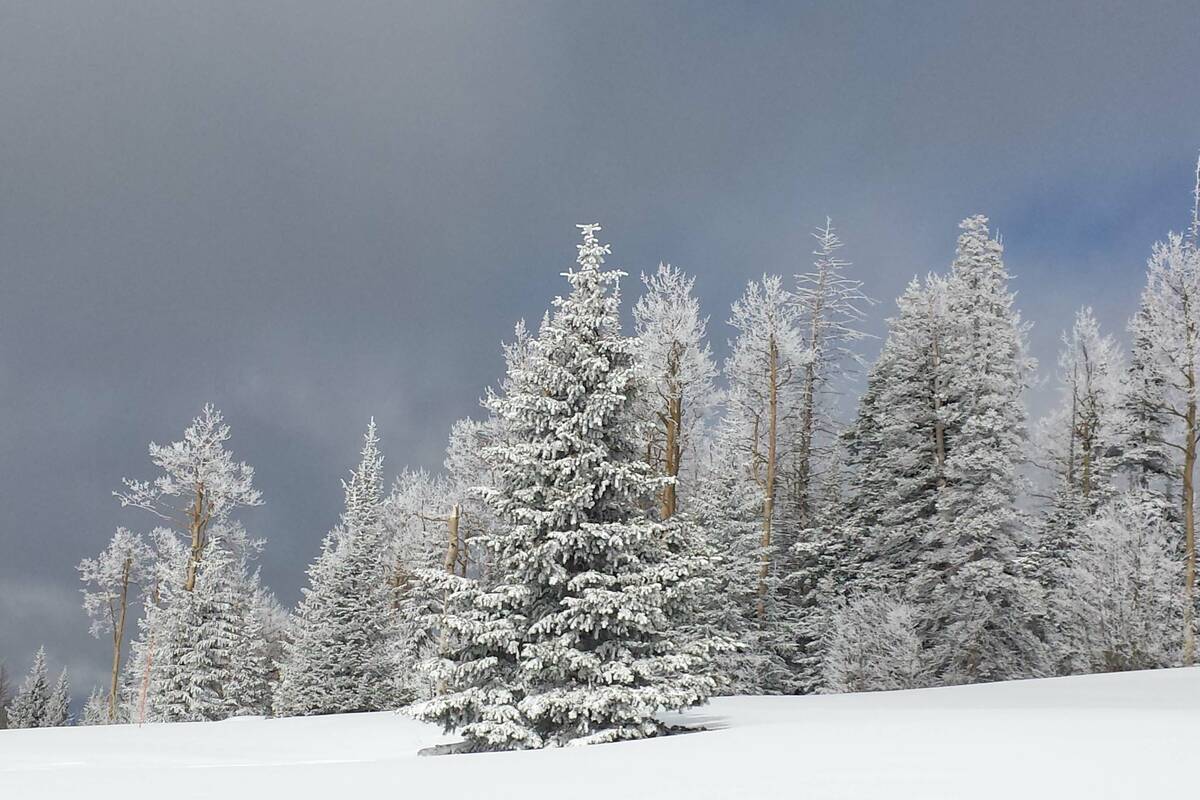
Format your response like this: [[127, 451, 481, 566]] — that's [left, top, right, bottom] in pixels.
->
[[4, 160, 1199, 749]]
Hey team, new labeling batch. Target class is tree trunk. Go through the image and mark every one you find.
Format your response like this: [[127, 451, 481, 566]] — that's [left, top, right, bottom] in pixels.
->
[[757, 335, 779, 620], [444, 504, 462, 575], [1184, 388, 1196, 667], [662, 394, 681, 519], [183, 482, 208, 592], [795, 359, 816, 525], [108, 557, 131, 722]]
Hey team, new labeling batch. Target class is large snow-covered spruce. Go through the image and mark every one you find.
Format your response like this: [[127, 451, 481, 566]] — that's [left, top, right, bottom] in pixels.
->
[[920, 215, 1045, 683], [415, 224, 716, 750]]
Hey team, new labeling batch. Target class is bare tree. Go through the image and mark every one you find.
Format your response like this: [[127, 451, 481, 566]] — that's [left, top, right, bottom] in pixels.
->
[[115, 404, 262, 591], [790, 219, 872, 526], [79, 528, 154, 721], [726, 275, 807, 618], [634, 263, 718, 519]]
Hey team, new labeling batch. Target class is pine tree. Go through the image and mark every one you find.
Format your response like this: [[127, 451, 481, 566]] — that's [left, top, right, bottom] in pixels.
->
[[415, 224, 717, 750], [275, 421, 394, 716], [843, 276, 950, 598], [5, 647, 51, 729], [44, 669, 71, 727], [919, 215, 1046, 684], [80, 686, 109, 726], [138, 526, 272, 722], [689, 446, 780, 694]]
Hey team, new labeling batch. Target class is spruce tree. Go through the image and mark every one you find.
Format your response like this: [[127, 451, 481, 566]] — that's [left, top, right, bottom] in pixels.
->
[[415, 224, 716, 750], [80, 686, 109, 726], [844, 276, 950, 598], [5, 647, 51, 729], [275, 421, 394, 716], [919, 215, 1046, 683], [44, 668, 71, 727]]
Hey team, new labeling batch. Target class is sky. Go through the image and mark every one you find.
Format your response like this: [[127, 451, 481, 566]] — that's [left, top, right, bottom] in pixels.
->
[[1, 1, 1198, 700]]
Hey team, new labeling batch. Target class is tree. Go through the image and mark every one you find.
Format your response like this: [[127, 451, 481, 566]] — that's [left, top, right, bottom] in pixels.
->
[[633, 262, 718, 518], [79, 527, 153, 721], [1057, 491, 1182, 673], [1127, 226, 1200, 664], [690, 443, 788, 694], [918, 215, 1045, 684], [789, 218, 872, 531], [80, 686, 109, 726], [842, 275, 950, 598], [415, 224, 716, 750], [0, 661, 12, 729], [5, 647, 51, 729], [725, 275, 809, 622], [1033, 308, 1125, 596], [137, 526, 272, 722], [115, 404, 262, 592], [275, 421, 395, 716], [822, 592, 924, 693], [44, 668, 71, 727]]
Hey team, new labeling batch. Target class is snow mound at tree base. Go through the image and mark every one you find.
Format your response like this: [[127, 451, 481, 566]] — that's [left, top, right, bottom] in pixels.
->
[[3, 668, 1198, 799]]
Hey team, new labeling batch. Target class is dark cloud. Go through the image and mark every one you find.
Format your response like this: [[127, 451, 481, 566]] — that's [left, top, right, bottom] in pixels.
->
[[1, 1, 1198, 700]]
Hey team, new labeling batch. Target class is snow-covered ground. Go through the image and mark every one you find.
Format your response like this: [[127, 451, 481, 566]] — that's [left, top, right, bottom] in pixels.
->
[[3, 668, 1197, 799]]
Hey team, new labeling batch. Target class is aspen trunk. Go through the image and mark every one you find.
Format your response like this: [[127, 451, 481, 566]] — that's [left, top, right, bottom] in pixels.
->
[[756, 335, 779, 620], [1184, 389, 1196, 667], [662, 394, 682, 519], [1067, 366, 1079, 490], [183, 483, 208, 592], [444, 504, 461, 575], [108, 557, 131, 722]]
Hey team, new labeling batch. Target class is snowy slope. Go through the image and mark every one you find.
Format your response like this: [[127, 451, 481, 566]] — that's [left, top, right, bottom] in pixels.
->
[[3, 668, 1197, 799]]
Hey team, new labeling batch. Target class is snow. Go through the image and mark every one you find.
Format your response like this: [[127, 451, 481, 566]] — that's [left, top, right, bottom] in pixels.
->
[[3, 668, 1197, 798]]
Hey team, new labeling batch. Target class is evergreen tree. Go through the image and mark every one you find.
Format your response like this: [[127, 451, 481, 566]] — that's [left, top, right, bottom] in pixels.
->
[[1124, 229, 1200, 664], [5, 647, 51, 729], [415, 224, 717, 750], [44, 668, 71, 727], [137, 526, 272, 722], [275, 421, 394, 716], [80, 686, 109, 726], [919, 216, 1046, 684], [843, 276, 950, 598]]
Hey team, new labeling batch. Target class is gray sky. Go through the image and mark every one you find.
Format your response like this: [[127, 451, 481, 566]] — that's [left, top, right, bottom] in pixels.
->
[[1, 1, 1198, 698]]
